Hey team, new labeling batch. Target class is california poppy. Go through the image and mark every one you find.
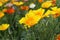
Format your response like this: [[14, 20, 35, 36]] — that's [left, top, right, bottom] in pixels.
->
[[51, 0, 56, 6], [56, 34, 60, 40], [38, 0, 44, 3], [3, 8, 15, 14], [20, 6, 29, 10]]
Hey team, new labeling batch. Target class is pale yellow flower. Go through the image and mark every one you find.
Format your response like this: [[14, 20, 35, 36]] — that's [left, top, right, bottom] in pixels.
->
[[25, 10, 36, 17], [0, 0, 8, 6], [0, 24, 10, 30], [19, 15, 40, 27], [24, 16, 39, 27]]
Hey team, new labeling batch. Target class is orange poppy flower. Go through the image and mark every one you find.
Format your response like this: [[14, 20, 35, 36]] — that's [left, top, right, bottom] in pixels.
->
[[20, 6, 29, 10], [52, 0, 56, 3], [53, 13, 60, 18], [3, 8, 15, 14], [51, 0, 56, 6], [38, 0, 44, 3], [56, 34, 60, 40]]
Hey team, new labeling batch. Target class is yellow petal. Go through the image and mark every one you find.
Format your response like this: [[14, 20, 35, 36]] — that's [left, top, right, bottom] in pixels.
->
[[51, 7, 57, 11], [34, 8, 45, 17], [19, 17, 25, 24], [0, 24, 9, 30], [41, 1, 52, 8], [0, 12, 4, 18], [12, 2, 24, 6], [0, 2, 3, 6], [43, 10, 51, 17]]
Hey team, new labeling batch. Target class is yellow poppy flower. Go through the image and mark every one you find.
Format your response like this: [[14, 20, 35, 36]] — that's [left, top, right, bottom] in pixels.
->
[[41, 1, 52, 8], [19, 9, 43, 27], [0, 0, 8, 6], [12, 1, 24, 6], [33, 8, 45, 17], [51, 7, 60, 18], [0, 2, 3, 6], [0, 24, 10, 30], [0, 12, 4, 18], [1, 0, 8, 3], [19, 17, 25, 24], [19, 8, 45, 28], [19, 16, 40, 27], [43, 10, 52, 17]]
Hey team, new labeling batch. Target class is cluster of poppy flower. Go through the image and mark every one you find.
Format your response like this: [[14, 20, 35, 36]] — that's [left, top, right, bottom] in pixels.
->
[[0, 0, 25, 31], [19, 0, 60, 28], [0, 0, 60, 40], [19, 1, 60, 40], [0, 0, 58, 30]]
